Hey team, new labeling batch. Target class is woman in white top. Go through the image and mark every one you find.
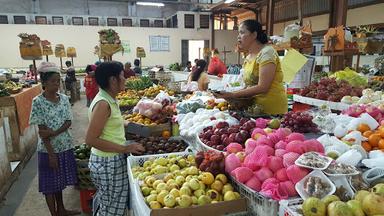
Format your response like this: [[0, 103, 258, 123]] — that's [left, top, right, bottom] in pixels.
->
[[187, 59, 209, 91]]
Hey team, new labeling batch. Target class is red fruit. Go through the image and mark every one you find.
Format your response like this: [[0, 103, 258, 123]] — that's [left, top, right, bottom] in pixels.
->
[[216, 145, 225, 151], [235, 133, 245, 143], [228, 127, 239, 134], [221, 134, 229, 141], [229, 133, 237, 141], [216, 121, 229, 129]]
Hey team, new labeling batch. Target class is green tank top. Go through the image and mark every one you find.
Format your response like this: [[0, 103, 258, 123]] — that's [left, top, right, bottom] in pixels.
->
[[88, 89, 126, 157]]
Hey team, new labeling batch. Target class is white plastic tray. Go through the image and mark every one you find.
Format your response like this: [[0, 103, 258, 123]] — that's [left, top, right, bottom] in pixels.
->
[[329, 176, 355, 200], [293, 95, 350, 111], [295, 152, 333, 170], [323, 162, 360, 177], [295, 170, 336, 200]]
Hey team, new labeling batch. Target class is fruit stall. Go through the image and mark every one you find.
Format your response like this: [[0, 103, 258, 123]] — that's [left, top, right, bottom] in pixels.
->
[[0, 83, 41, 161], [74, 63, 384, 216]]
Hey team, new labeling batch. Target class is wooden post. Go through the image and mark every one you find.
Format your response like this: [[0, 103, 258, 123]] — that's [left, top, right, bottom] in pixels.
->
[[222, 46, 232, 65], [45, 55, 48, 62], [71, 57, 74, 66], [32, 60, 37, 83], [60, 57, 63, 69], [297, 0, 302, 23], [266, 0, 275, 36], [329, 0, 348, 72]]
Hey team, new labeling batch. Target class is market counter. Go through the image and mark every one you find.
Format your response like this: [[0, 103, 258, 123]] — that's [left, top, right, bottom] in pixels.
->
[[0, 110, 11, 199], [0, 84, 41, 161]]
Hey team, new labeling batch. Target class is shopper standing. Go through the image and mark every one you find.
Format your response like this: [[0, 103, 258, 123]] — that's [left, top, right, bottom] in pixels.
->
[[187, 59, 210, 91], [64, 61, 77, 105], [123, 62, 135, 78], [84, 64, 99, 107], [29, 62, 79, 216], [183, 61, 192, 72], [133, 59, 142, 76], [85, 61, 144, 216]]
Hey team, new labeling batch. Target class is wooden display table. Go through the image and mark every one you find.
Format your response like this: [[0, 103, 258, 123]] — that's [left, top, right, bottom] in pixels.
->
[[0, 84, 42, 161]]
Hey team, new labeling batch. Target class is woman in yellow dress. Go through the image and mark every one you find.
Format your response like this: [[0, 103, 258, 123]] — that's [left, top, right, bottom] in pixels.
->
[[214, 19, 287, 115]]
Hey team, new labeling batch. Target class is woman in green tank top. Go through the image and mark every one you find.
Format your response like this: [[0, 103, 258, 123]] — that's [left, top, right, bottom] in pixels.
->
[[85, 61, 144, 216]]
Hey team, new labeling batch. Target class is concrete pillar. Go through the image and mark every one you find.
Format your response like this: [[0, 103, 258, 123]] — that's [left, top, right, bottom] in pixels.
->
[[32, 0, 40, 14]]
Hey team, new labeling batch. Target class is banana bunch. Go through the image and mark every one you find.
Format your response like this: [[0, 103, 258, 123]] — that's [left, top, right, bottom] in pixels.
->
[[125, 76, 153, 91]]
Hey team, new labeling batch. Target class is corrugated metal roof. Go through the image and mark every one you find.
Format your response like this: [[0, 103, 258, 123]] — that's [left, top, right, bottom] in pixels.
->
[[274, 0, 298, 22], [302, 0, 330, 16]]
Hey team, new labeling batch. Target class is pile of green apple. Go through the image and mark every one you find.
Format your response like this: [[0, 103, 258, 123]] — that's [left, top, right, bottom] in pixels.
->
[[132, 155, 241, 209], [131, 154, 196, 181]]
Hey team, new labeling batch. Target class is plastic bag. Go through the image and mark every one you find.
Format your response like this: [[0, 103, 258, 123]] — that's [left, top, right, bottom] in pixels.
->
[[154, 90, 171, 107], [133, 98, 162, 119], [336, 149, 363, 166]]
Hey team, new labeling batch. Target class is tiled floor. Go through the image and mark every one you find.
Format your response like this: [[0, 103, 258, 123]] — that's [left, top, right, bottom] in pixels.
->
[[0, 96, 89, 216]]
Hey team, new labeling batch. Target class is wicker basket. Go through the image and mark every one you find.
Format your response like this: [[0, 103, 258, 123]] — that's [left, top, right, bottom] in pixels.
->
[[19, 43, 43, 60]]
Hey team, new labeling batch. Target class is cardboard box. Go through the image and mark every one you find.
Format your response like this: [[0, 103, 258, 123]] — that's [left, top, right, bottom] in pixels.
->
[[150, 198, 247, 216]]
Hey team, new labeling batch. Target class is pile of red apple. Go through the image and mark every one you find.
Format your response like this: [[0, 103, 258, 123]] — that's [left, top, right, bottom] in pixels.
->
[[195, 150, 225, 176], [198, 118, 265, 151], [300, 77, 363, 102]]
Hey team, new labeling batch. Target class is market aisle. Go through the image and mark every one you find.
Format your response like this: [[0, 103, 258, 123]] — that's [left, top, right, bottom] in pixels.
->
[[13, 97, 89, 216]]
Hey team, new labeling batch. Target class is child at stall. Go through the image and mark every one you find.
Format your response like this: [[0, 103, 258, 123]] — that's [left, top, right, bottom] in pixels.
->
[[84, 64, 99, 107], [29, 62, 79, 216]]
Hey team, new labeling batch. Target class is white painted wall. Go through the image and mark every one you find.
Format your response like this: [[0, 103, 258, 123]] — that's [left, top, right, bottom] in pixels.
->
[[0, 24, 212, 68], [213, 30, 242, 65]]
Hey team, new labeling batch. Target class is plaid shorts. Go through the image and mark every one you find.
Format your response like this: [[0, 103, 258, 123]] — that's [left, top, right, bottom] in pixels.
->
[[89, 153, 129, 216]]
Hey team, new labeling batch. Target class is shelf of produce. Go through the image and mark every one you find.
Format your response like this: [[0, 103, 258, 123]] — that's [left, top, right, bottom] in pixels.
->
[[293, 95, 350, 111], [0, 84, 41, 161]]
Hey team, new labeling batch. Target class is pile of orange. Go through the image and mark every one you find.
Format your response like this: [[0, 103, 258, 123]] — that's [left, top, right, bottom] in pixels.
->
[[358, 124, 384, 152]]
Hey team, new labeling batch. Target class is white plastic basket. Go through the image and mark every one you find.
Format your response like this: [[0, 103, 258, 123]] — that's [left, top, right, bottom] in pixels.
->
[[278, 198, 303, 216], [230, 176, 279, 216]]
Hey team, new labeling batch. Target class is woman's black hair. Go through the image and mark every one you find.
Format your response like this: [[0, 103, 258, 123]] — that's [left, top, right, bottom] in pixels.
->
[[241, 19, 268, 44], [134, 59, 140, 67], [191, 59, 207, 82], [65, 61, 72, 67], [40, 72, 59, 90], [95, 61, 123, 90], [85, 64, 92, 74]]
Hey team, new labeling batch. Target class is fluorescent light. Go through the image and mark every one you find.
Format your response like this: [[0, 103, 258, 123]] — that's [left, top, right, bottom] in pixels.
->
[[224, 0, 235, 3], [137, 2, 165, 6]]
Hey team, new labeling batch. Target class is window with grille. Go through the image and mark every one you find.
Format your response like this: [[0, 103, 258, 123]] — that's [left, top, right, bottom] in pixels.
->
[[35, 16, 47, 24], [52, 16, 64, 25], [154, 20, 163, 28], [107, 18, 118, 26], [0, 15, 8, 24], [184, 14, 194, 28], [14, 16, 26, 24], [72, 17, 83, 25], [172, 15, 177, 28], [88, 17, 99, 26], [200, 15, 209, 29], [122, 18, 132, 27], [140, 19, 150, 27], [166, 19, 171, 28]]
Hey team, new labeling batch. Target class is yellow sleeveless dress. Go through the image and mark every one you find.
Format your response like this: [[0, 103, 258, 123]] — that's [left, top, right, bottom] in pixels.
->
[[242, 46, 288, 115]]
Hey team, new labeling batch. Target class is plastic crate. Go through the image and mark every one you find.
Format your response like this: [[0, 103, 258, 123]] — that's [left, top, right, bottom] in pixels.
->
[[181, 134, 199, 150], [125, 122, 171, 138], [80, 189, 96, 213], [230, 176, 279, 216], [279, 199, 303, 216], [127, 152, 193, 216]]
